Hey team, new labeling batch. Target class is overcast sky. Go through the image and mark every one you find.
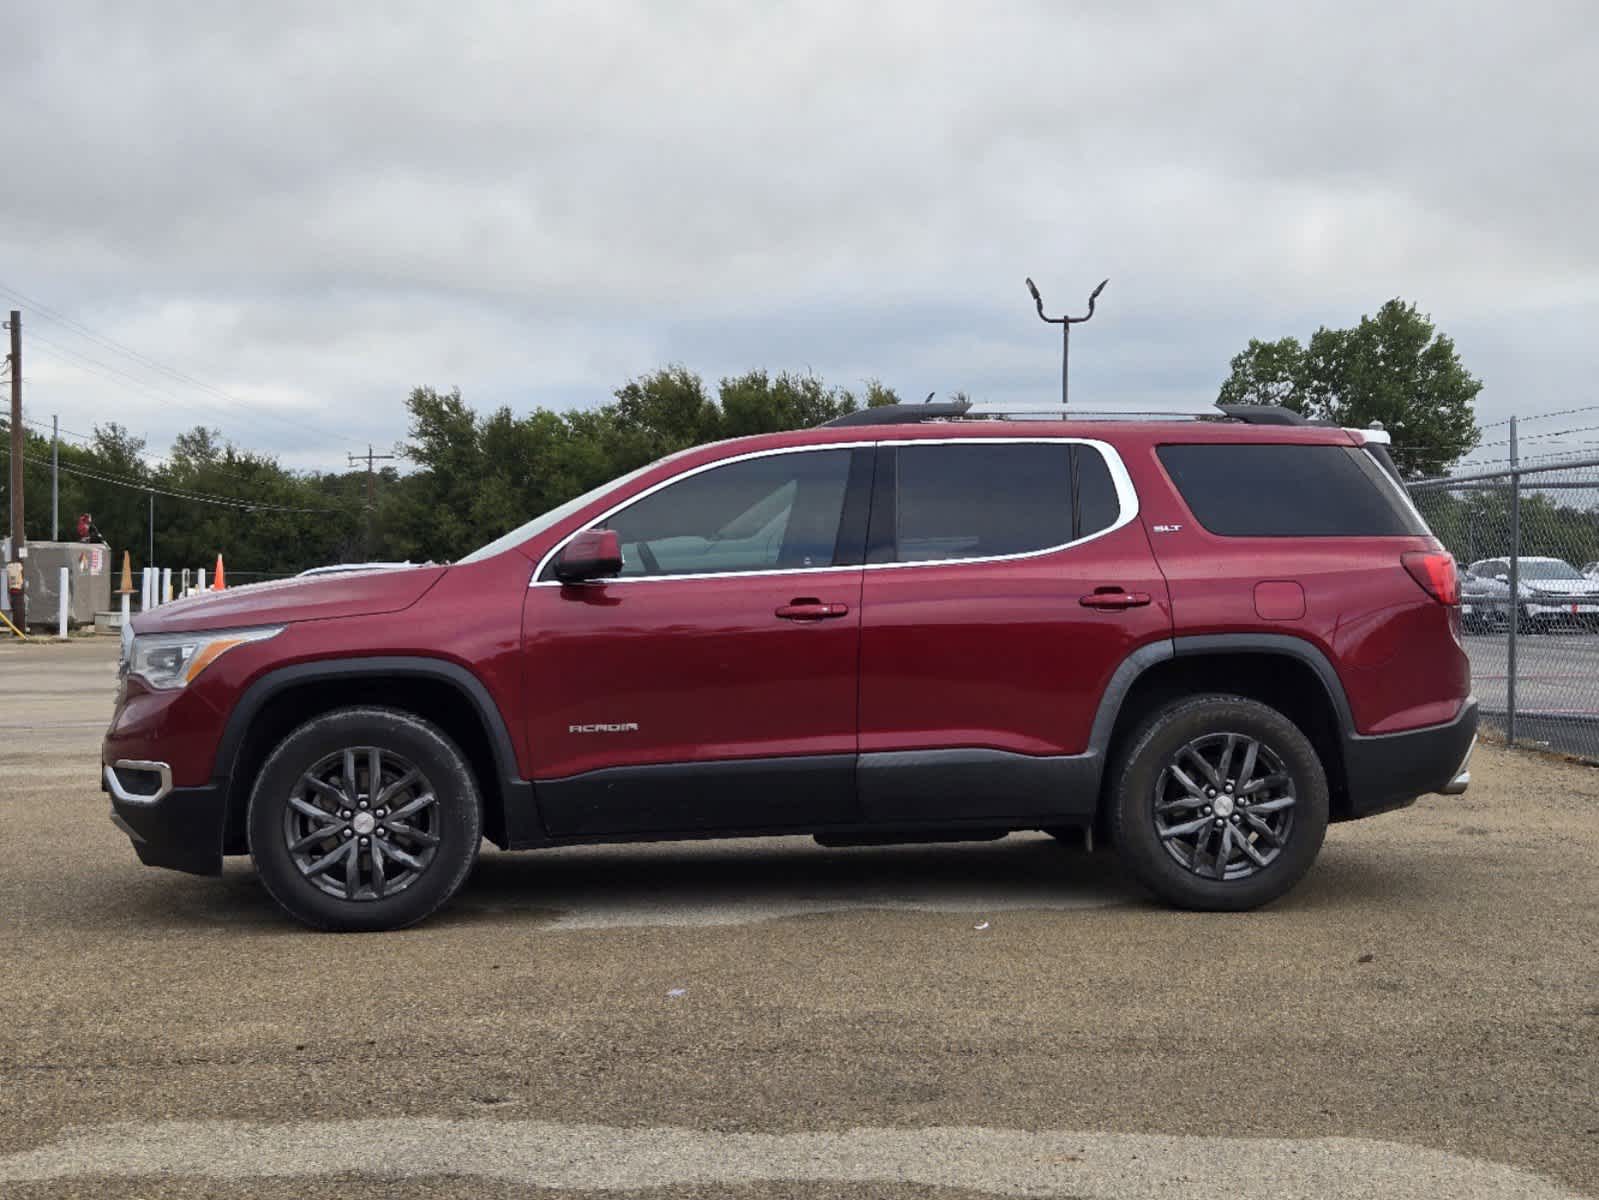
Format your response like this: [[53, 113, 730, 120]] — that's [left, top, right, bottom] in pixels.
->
[[4, 0, 1596, 474]]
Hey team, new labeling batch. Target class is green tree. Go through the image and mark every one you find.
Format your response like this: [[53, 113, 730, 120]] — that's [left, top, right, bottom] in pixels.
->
[[1218, 300, 1482, 476]]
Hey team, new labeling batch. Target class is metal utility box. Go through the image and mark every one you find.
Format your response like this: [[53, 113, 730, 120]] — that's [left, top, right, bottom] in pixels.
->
[[0, 539, 113, 629]]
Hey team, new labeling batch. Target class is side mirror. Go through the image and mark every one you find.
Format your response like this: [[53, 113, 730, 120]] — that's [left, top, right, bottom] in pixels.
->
[[553, 529, 623, 583]]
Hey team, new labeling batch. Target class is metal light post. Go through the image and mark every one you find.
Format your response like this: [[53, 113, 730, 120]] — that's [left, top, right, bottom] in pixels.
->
[[1025, 277, 1108, 406]]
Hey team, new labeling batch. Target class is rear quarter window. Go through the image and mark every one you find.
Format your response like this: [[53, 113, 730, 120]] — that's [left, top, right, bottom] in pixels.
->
[[1157, 443, 1430, 537]]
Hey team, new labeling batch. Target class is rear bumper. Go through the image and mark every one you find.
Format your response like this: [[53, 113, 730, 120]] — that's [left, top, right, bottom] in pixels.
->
[[104, 763, 226, 876], [1340, 697, 1479, 820]]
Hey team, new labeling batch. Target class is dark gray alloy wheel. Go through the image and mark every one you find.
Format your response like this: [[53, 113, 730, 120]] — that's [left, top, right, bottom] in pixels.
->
[[284, 746, 441, 901], [249, 707, 482, 932], [1109, 694, 1329, 912], [1152, 732, 1296, 881]]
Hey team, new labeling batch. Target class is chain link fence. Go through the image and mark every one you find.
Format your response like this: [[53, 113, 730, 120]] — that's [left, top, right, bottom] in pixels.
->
[[1409, 458, 1599, 761]]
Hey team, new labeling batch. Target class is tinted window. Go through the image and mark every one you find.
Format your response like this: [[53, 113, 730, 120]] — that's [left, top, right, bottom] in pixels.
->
[[1076, 445, 1120, 538], [1157, 444, 1429, 537], [891, 443, 1082, 563], [587, 449, 852, 578]]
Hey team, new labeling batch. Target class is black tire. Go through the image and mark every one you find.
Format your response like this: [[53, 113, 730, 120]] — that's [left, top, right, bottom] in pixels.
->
[[1107, 694, 1329, 911], [248, 707, 483, 932]]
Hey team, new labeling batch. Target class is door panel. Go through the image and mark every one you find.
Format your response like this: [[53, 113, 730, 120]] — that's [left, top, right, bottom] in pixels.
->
[[857, 440, 1171, 821], [525, 571, 864, 834], [521, 445, 870, 837]]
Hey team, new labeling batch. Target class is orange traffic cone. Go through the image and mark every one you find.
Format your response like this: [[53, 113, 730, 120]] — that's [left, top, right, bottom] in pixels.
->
[[117, 551, 134, 596], [212, 554, 226, 591]]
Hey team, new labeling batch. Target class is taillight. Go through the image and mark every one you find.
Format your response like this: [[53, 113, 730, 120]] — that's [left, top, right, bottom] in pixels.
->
[[1403, 551, 1459, 605]]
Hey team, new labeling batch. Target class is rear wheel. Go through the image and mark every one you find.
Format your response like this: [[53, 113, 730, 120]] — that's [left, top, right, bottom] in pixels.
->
[[248, 707, 482, 931], [1108, 694, 1328, 911]]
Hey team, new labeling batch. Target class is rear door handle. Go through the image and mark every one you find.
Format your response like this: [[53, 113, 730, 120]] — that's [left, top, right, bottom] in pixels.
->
[[1080, 589, 1152, 611], [775, 599, 850, 621]]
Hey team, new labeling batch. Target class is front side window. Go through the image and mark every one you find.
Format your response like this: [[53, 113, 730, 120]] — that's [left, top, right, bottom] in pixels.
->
[[555, 449, 853, 579], [882, 442, 1117, 564]]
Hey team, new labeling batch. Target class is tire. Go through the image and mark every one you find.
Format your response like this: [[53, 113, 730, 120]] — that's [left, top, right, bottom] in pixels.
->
[[248, 707, 483, 931], [1107, 694, 1329, 912]]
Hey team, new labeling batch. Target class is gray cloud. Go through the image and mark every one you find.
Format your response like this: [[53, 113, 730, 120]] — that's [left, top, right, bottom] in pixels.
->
[[5, 0, 1596, 470]]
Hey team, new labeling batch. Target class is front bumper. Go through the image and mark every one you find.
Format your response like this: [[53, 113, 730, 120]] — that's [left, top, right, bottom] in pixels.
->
[[1340, 697, 1479, 820], [103, 762, 226, 876]]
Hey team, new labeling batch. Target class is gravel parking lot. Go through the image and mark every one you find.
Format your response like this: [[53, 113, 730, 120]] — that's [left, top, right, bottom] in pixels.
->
[[2, 638, 1596, 1198]]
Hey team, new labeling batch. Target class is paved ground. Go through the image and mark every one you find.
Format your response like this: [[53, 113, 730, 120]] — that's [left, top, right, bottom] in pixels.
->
[[2, 637, 1596, 1198], [1464, 630, 1599, 760]]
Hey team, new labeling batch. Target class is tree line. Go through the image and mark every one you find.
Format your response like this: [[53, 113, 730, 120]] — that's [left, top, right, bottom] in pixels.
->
[[1, 297, 1526, 577], [0, 369, 899, 575]]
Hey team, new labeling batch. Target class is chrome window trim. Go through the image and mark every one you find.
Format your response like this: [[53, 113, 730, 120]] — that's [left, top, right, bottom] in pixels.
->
[[104, 759, 173, 806], [529, 436, 1140, 587]]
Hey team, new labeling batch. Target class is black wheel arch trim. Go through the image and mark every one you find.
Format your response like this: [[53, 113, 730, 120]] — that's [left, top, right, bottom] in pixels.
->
[[1169, 633, 1357, 730], [214, 656, 541, 850], [1094, 632, 1476, 820]]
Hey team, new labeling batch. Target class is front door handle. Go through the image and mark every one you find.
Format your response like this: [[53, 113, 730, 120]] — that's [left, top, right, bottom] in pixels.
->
[[776, 599, 850, 621], [1080, 588, 1152, 611]]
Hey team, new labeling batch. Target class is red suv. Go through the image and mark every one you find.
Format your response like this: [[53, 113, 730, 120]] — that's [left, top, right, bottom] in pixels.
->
[[103, 402, 1476, 930]]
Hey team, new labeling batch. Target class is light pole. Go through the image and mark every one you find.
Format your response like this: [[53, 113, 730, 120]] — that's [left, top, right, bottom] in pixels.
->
[[1025, 277, 1107, 406]]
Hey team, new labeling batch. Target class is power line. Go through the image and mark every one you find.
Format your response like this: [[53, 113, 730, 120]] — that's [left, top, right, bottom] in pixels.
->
[[28, 331, 357, 456], [0, 280, 363, 445], [1476, 404, 1599, 431], [10, 411, 338, 488], [0, 445, 356, 514]]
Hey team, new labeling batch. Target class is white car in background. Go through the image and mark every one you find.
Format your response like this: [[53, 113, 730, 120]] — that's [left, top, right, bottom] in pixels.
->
[[1467, 556, 1599, 630]]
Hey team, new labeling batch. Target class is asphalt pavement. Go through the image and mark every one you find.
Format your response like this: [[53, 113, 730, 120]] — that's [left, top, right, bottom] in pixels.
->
[[2, 637, 1596, 1198], [1464, 630, 1599, 759]]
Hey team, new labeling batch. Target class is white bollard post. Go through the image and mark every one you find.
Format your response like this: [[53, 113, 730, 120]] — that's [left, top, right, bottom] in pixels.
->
[[181, 568, 190, 596], [140, 568, 151, 612], [121, 589, 131, 629], [161, 568, 172, 604], [58, 566, 70, 639], [196, 565, 208, 592]]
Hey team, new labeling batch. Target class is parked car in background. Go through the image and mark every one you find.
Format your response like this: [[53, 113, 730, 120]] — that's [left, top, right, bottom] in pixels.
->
[[104, 402, 1476, 930], [1466, 556, 1599, 630], [1459, 569, 1514, 633]]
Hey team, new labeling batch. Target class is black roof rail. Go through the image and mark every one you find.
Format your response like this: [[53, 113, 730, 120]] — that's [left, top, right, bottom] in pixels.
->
[[1215, 403, 1307, 426], [821, 399, 973, 427]]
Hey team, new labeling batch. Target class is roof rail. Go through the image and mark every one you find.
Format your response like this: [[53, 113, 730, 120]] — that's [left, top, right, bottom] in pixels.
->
[[821, 399, 972, 427], [817, 399, 1319, 429], [1215, 403, 1307, 426]]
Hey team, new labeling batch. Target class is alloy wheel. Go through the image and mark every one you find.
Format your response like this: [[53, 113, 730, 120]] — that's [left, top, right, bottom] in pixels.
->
[[282, 747, 441, 901], [1153, 732, 1296, 881]]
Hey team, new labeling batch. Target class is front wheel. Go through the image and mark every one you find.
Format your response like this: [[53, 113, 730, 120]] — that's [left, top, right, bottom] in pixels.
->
[[248, 707, 483, 931], [1108, 695, 1329, 911]]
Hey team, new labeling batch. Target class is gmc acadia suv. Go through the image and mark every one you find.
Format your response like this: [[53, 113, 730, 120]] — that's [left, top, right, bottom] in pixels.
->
[[103, 401, 1477, 931]]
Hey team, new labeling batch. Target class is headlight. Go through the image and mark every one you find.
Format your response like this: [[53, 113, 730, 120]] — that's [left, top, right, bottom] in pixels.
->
[[126, 626, 284, 690]]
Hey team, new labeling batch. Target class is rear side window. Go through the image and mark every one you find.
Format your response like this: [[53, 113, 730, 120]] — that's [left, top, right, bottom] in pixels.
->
[[873, 441, 1122, 564], [1157, 443, 1429, 537]]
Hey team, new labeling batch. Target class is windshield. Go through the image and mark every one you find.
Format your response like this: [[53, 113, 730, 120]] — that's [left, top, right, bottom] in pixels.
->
[[456, 452, 689, 565], [1521, 560, 1584, 580]]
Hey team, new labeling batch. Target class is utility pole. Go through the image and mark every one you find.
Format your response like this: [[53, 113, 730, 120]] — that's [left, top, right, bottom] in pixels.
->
[[6, 309, 23, 629], [51, 414, 59, 540], [348, 444, 396, 557]]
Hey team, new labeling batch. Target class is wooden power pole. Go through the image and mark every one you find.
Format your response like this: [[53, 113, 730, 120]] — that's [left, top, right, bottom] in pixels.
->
[[348, 444, 396, 556], [6, 309, 23, 629]]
